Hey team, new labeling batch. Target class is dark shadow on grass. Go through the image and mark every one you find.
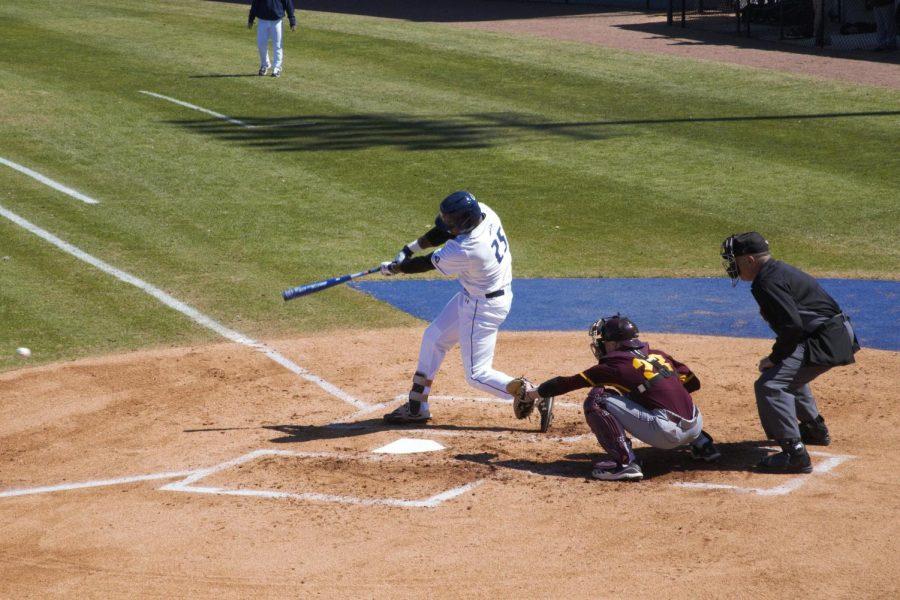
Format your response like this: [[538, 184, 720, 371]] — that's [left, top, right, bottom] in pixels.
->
[[169, 109, 900, 152], [456, 440, 778, 480], [169, 112, 619, 151], [189, 73, 260, 78]]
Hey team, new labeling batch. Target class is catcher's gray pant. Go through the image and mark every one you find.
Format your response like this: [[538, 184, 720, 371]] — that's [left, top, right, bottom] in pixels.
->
[[754, 343, 831, 441], [584, 389, 704, 465]]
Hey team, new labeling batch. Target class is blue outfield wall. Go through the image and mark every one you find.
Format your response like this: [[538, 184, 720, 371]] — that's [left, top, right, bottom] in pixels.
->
[[352, 278, 900, 351]]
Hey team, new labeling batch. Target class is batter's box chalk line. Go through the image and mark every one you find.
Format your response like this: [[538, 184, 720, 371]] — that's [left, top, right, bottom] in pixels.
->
[[390, 394, 582, 410], [672, 450, 855, 496], [158, 449, 483, 508], [0, 449, 483, 509], [341, 392, 580, 422], [334, 395, 591, 444]]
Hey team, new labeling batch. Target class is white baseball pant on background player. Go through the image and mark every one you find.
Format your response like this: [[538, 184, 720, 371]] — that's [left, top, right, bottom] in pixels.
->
[[256, 19, 283, 72]]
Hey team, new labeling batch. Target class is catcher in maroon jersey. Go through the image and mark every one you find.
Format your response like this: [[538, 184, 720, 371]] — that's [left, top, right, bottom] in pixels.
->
[[517, 314, 720, 481]]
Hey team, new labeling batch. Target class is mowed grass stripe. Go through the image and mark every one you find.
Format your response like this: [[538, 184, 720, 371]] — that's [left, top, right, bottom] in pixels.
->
[[0, 212, 214, 372], [0, 0, 897, 367], [2, 3, 897, 269]]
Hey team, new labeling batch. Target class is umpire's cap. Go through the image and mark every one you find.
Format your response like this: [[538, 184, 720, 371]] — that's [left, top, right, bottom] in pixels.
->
[[727, 232, 769, 257]]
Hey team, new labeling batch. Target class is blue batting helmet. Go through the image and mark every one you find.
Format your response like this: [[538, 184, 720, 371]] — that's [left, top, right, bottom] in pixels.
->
[[435, 191, 482, 234]]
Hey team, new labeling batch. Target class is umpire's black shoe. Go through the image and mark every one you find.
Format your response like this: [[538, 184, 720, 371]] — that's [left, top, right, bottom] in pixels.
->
[[799, 416, 831, 446], [756, 439, 813, 474]]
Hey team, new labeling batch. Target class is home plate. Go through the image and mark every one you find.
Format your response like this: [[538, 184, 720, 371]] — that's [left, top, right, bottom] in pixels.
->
[[373, 438, 446, 454]]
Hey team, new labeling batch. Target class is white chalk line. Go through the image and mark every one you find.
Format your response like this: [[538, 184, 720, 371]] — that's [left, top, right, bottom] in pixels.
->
[[1, 449, 483, 509], [161, 481, 482, 508], [342, 392, 578, 423], [0, 156, 99, 205], [0, 470, 195, 499], [393, 394, 581, 409], [0, 204, 368, 410], [163, 449, 482, 509], [672, 451, 855, 497], [0, 446, 855, 504], [333, 393, 590, 443], [139, 91, 253, 128]]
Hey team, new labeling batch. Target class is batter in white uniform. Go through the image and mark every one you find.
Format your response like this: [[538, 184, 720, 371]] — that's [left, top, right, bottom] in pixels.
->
[[380, 191, 517, 423]]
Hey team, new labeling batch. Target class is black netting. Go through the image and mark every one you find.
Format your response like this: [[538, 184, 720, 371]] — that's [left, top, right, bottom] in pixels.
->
[[668, 0, 899, 50]]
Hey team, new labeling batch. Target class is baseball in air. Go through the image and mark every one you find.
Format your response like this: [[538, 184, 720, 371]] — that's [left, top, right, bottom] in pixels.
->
[[15, 347, 32, 359]]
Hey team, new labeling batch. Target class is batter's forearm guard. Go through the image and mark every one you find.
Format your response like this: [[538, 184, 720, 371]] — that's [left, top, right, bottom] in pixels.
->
[[423, 226, 453, 248], [398, 253, 437, 274]]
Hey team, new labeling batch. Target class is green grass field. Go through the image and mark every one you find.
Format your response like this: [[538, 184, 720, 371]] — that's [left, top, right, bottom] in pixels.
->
[[1, 0, 898, 371]]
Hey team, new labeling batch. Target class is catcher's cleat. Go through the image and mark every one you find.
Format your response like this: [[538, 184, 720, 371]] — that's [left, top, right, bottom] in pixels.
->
[[689, 430, 721, 462], [258, 66, 269, 76], [591, 460, 643, 481], [799, 416, 831, 446], [538, 396, 555, 433], [383, 402, 431, 424]]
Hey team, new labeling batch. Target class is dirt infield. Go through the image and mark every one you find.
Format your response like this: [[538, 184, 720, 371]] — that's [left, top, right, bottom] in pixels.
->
[[454, 8, 900, 89], [2, 329, 897, 597]]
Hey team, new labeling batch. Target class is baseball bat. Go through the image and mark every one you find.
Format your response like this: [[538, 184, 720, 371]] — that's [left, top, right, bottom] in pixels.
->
[[282, 265, 381, 301]]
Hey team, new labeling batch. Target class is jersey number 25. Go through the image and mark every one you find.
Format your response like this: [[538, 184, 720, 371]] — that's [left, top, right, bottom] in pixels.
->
[[491, 228, 508, 264]]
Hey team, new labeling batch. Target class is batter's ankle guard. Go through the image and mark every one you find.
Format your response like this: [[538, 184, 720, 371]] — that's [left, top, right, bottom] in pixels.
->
[[408, 371, 432, 403]]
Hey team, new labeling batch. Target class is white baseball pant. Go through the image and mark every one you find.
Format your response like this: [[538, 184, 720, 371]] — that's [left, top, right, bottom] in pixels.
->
[[415, 289, 515, 399], [256, 19, 283, 71]]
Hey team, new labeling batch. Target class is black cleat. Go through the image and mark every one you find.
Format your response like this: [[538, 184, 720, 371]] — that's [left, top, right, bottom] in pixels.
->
[[690, 430, 722, 462], [757, 439, 813, 474], [538, 396, 554, 433], [592, 460, 643, 481], [799, 416, 831, 446], [383, 403, 431, 424]]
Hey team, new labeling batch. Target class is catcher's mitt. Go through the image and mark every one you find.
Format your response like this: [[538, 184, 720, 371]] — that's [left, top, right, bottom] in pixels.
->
[[508, 377, 537, 419]]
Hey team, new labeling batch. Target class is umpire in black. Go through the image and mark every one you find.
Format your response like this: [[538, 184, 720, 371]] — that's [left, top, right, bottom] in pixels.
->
[[721, 232, 859, 473]]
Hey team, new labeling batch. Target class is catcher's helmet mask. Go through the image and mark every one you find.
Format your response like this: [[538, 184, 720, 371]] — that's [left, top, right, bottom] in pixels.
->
[[435, 190, 483, 235], [589, 314, 641, 360]]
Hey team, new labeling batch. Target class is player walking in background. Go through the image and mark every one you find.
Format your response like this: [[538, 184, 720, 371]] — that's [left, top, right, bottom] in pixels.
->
[[248, 0, 297, 77], [379, 191, 524, 424], [721, 232, 860, 474], [515, 315, 721, 481]]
